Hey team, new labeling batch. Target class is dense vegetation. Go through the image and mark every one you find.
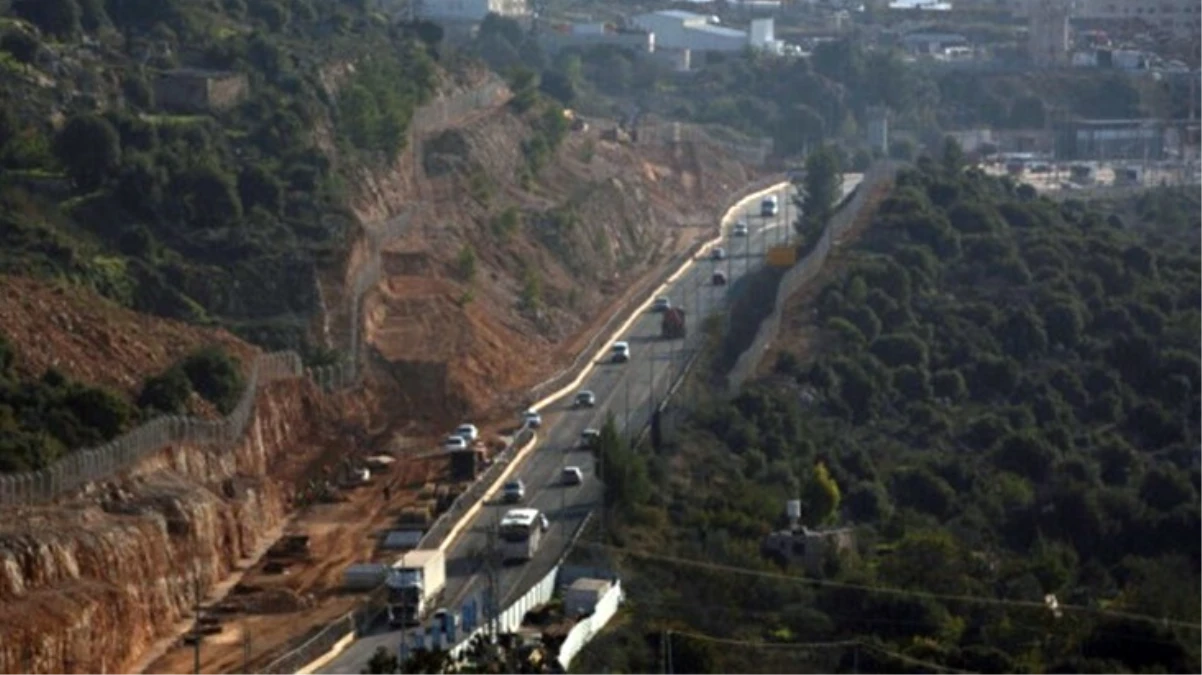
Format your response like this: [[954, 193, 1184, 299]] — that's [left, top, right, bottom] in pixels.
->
[[574, 154, 1201, 673], [0, 333, 244, 472], [548, 38, 1190, 166], [0, 0, 438, 353]]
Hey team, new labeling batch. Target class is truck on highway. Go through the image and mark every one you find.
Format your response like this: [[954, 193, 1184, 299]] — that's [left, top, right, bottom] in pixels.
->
[[385, 549, 447, 626], [660, 307, 686, 339], [499, 508, 550, 563]]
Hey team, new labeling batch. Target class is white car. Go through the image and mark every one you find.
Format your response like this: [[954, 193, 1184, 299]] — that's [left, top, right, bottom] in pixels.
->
[[651, 297, 671, 312], [733, 222, 749, 237], [443, 435, 468, 451], [562, 466, 584, 486], [522, 409, 542, 428], [611, 341, 630, 363], [454, 424, 479, 442], [710, 247, 726, 260], [573, 391, 596, 408]]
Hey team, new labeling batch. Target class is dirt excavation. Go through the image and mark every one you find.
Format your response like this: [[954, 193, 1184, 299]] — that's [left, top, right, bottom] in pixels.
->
[[0, 102, 762, 673]]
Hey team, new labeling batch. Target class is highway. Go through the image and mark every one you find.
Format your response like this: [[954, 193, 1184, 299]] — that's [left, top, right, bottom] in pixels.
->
[[322, 176, 861, 673]]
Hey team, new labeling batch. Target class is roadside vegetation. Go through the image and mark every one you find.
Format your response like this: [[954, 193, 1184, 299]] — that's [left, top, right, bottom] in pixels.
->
[[571, 151, 1201, 673]]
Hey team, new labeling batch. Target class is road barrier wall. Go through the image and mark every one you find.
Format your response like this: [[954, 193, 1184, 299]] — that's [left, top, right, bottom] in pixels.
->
[[725, 162, 901, 393]]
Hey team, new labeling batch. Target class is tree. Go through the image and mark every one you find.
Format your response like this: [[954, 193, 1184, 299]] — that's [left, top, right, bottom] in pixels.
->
[[801, 462, 841, 526], [53, 114, 122, 190], [794, 145, 842, 236], [0, 29, 40, 65], [184, 165, 243, 227], [237, 164, 284, 215], [180, 348, 244, 414], [12, 0, 81, 39], [538, 69, 575, 106], [363, 646, 398, 674], [138, 367, 193, 414]]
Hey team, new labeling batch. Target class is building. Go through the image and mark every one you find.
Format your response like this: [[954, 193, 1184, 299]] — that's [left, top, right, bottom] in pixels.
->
[[538, 23, 654, 55], [153, 68, 248, 113], [1073, 0, 1202, 41], [418, 0, 529, 23], [1054, 118, 1166, 160], [1028, 0, 1072, 67], [762, 526, 856, 575], [630, 10, 750, 53], [899, 31, 969, 55]]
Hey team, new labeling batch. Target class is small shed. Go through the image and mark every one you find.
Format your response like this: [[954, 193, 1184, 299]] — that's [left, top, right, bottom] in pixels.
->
[[564, 578, 612, 617]]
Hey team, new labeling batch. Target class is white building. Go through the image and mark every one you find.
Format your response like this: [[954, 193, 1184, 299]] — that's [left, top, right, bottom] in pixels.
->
[[418, 0, 529, 23], [1073, 0, 1202, 40], [630, 10, 750, 53]]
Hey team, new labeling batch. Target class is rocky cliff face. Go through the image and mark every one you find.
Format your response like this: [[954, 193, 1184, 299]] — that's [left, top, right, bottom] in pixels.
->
[[0, 378, 361, 674]]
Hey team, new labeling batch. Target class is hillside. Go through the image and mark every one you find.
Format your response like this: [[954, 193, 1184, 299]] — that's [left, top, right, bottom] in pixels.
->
[[572, 159, 1201, 673]]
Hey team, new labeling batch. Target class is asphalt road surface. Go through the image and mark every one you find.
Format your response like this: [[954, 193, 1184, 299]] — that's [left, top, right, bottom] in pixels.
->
[[323, 176, 862, 673]]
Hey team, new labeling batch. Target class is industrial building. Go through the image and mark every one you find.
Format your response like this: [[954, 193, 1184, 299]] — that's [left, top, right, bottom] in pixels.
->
[[1027, 0, 1072, 67], [1053, 118, 1166, 161], [630, 10, 750, 53]]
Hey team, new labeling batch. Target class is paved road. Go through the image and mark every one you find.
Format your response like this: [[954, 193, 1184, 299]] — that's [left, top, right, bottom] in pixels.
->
[[322, 177, 861, 673]]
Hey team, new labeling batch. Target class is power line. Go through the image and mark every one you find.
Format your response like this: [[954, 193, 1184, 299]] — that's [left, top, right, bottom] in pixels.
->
[[579, 542, 1202, 631], [665, 628, 974, 675]]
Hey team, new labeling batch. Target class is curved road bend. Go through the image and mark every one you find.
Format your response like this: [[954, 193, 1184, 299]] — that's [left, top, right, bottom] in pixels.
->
[[322, 177, 862, 673]]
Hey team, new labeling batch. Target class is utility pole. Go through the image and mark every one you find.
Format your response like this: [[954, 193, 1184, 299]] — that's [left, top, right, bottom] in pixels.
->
[[192, 566, 202, 675], [484, 521, 501, 641], [647, 337, 656, 432], [665, 629, 674, 675]]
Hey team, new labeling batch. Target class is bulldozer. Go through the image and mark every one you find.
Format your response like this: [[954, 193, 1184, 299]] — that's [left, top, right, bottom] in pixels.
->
[[661, 307, 686, 339]]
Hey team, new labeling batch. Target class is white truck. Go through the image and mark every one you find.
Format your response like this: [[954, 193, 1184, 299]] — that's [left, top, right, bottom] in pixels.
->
[[385, 549, 447, 627]]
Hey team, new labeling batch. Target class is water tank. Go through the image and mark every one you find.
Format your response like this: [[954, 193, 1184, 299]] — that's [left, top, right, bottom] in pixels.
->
[[786, 499, 802, 521]]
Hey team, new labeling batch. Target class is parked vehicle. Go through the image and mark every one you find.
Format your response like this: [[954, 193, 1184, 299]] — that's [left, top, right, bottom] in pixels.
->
[[385, 550, 447, 626], [454, 424, 479, 442]]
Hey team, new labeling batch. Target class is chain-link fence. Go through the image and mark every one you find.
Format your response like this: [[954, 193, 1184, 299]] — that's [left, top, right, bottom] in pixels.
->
[[0, 80, 515, 509], [0, 351, 303, 507], [638, 121, 774, 166], [725, 162, 902, 392]]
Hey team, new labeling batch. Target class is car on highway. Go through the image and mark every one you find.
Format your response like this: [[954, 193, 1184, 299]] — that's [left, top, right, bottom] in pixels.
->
[[712, 270, 727, 285], [579, 428, 600, 450], [572, 391, 596, 409], [561, 466, 584, 486], [710, 247, 726, 260], [454, 423, 479, 442], [443, 435, 468, 451], [522, 409, 542, 428], [611, 341, 630, 363], [733, 221, 749, 237], [651, 297, 671, 312], [502, 479, 526, 503]]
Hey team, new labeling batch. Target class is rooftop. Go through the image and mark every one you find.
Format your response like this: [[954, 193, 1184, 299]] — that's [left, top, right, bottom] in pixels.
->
[[501, 508, 541, 526], [688, 23, 748, 38], [651, 9, 709, 21]]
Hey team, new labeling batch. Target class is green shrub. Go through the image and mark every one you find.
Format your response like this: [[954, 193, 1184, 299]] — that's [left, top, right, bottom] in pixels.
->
[[180, 347, 245, 414], [137, 366, 193, 414]]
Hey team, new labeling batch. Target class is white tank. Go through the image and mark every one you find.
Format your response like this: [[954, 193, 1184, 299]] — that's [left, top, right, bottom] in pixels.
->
[[786, 500, 802, 521]]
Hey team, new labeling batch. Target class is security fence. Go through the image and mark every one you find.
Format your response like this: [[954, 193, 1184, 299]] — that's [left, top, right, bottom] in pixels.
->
[[0, 79, 514, 508], [638, 121, 774, 166], [725, 162, 902, 392], [0, 351, 303, 507]]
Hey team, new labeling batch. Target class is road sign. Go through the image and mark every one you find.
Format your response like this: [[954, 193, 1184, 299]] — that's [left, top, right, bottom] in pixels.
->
[[766, 244, 797, 268]]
